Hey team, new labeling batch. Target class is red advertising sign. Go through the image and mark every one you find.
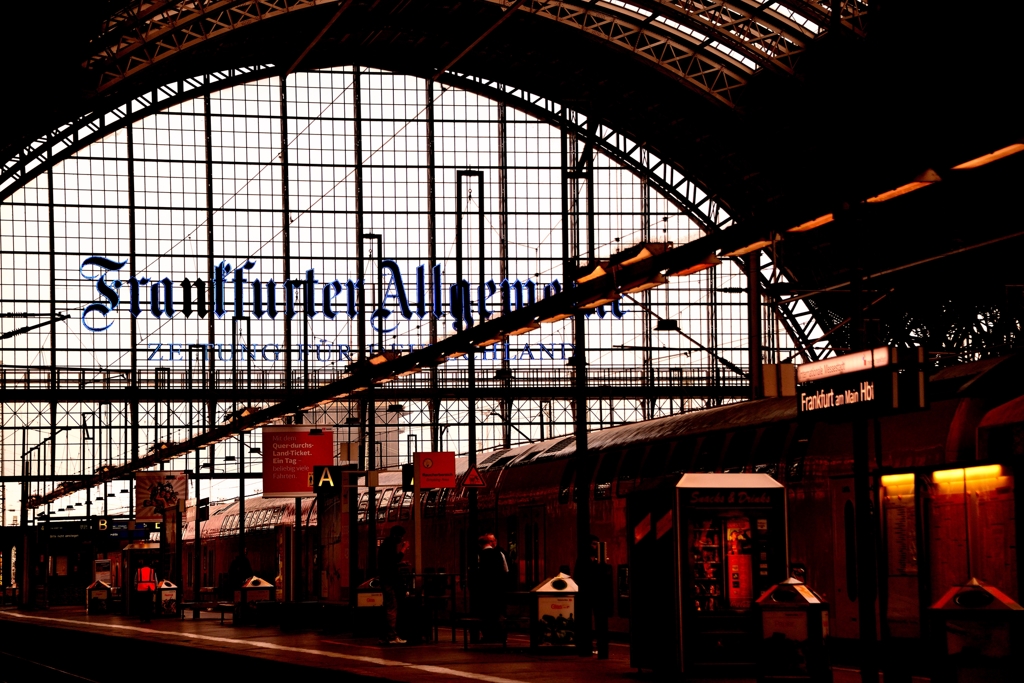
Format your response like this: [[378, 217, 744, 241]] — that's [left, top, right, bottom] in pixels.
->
[[262, 426, 334, 498], [414, 451, 456, 489], [135, 471, 188, 523]]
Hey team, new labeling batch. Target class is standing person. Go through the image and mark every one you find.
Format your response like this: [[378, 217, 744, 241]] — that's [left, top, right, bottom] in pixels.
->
[[377, 525, 408, 645], [228, 549, 253, 590], [134, 558, 158, 623], [574, 535, 612, 658], [476, 533, 509, 643]]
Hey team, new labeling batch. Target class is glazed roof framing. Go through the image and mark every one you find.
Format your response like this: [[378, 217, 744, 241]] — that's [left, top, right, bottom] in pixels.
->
[[81, 0, 862, 105], [0, 64, 825, 358]]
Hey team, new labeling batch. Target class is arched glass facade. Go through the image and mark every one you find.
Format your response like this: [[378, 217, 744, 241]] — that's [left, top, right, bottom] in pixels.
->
[[0, 67, 822, 517]]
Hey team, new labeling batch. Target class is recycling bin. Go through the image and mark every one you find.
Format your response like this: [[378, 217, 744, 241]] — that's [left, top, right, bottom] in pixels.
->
[[755, 577, 829, 682], [355, 577, 385, 637], [156, 580, 178, 617], [529, 573, 578, 649], [235, 575, 275, 604], [86, 580, 111, 614], [929, 577, 1024, 683]]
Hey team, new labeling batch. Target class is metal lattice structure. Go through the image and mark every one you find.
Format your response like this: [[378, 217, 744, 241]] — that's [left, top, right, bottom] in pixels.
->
[[1, 67, 828, 520]]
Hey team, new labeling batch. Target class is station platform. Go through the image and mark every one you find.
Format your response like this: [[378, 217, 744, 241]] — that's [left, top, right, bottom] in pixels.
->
[[0, 606, 663, 683]]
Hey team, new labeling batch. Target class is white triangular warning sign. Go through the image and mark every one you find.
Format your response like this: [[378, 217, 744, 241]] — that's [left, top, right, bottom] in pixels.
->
[[463, 466, 486, 487]]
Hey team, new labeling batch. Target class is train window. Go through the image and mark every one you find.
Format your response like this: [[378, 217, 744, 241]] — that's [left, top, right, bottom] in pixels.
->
[[559, 459, 576, 504], [398, 491, 413, 521], [694, 432, 725, 472], [722, 428, 756, 473], [616, 445, 647, 497], [436, 488, 450, 515], [594, 451, 624, 500], [423, 489, 439, 518], [357, 492, 370, 522], [376, 488, 393, 522], [273, 506, 285, 525], [752, 423, 789, 478], [667, 437, 697, 473], [387, 489, 406, 522]]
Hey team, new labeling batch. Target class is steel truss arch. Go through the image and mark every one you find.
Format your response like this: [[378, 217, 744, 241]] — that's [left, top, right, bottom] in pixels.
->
[[0, 65, 825, 360], [79, 0, 862, 107], [0, 64, 275, 201], [443, 71, 825, 360]]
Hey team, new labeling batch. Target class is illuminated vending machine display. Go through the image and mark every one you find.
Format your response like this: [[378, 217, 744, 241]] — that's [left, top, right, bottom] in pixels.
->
[[676, 473, 787, 678]]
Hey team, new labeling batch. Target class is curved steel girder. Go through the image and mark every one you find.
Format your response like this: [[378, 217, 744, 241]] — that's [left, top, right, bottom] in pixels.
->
[[0, 65, 824, 359], [0, 64, 275, 201], [81, 1, 863, 106], [445, 72, 825, 359]]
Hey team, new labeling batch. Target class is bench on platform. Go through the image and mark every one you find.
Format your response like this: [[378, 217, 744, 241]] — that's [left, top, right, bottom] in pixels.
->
[[180, 602, 235, 624]]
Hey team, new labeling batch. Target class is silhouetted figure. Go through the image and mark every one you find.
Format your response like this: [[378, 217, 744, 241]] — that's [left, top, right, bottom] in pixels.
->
[[574, 535, 612, 658], [377, 525, 408, 644], [475, 533, 510, 643]]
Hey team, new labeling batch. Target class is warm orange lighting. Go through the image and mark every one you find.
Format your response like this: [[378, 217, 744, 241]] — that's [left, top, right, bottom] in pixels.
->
[[865, 169, 941, 203], [622, 273, 669, 295], [579, 292, 620, 309], [881, 473, 914, 487], [538, 311, 574, 323], [577, 263, 610, 284], [932, 464, 1003, 483], [474, 321, 540, 348], [368, 350, 402, 365], [618, 242, 672, 266], [787, 213, 834, 233], [721, 235, 779, 257], [666, 254, 720, 277], [953, 143, 1024, 170]]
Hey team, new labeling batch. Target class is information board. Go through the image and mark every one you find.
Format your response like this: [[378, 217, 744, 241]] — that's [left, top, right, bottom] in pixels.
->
[[414, 451, 456, 489], [262, 426, 335, 498]]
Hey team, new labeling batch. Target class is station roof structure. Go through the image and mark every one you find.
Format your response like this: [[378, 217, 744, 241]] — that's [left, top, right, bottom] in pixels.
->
[[2, 0, 1023, 354]]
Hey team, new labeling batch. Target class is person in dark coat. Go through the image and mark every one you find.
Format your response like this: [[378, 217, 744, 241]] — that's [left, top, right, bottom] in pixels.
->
[[228, 549, 253, 590], [574, 534, 612, 658], [377, 525, 408, 644], [475, 533, 510, 643]]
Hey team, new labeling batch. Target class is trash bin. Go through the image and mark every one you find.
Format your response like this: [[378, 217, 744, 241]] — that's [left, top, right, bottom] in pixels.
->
[[156, 580, 178, 617], [355, 577, 385, 637], [234, 576, 274, 625], [234, 575, 275, 604], [530, 573, 578, 649], [754, 577, 829, 682], [86, 580, 111, 614], [928, 577, 1023, 683]]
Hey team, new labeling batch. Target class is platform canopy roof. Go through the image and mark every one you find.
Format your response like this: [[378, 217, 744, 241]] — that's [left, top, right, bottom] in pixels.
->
[[2, 0, 1023, 355]]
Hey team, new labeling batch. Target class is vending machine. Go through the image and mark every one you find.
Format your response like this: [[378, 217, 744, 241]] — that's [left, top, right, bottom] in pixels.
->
[[676, 473, 787, 677]]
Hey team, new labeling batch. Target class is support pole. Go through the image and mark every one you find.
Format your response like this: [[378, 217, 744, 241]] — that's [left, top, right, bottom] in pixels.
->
[[851, 273, 879, 683], [747, 253, 763, 400]]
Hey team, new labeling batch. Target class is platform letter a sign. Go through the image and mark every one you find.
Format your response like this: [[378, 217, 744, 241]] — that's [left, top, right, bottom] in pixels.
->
[[318, 468, 335, 489]]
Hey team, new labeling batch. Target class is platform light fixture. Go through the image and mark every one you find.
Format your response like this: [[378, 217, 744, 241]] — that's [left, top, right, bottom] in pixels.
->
[[579, 289, 620, 309], [880, 473, 914, 487], [665, 253, 720, 277], [865, 169, 941, 203], [613, 241, 672, 266], [368, 350, 402, 365], [721, 234, 780, 257], [621, 273, 669, 295], [953, 143, 1024, 170], [932, 464, 1002, 483], [787, 213, 834, 233]]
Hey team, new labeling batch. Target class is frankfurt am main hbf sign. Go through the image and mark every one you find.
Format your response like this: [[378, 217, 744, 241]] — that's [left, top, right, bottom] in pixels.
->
[[78, 256, 630, 364]]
